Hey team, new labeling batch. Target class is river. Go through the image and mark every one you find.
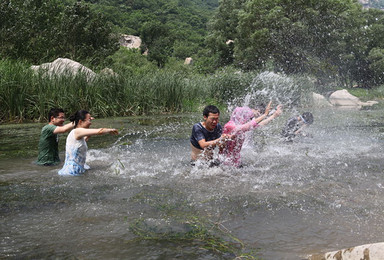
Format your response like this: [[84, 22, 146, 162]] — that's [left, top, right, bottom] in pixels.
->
[[1, 107, 384, 259]]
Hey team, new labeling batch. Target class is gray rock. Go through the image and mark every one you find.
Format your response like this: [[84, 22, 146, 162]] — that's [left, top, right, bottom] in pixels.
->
[[308, 242, 384, 260], [329, 89, 378, 107], [31, 58, 96, 81], [119, 34, 142, 49], [312, 92, 333, 107]]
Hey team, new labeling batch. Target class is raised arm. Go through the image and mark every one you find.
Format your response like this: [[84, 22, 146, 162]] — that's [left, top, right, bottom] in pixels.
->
[[53, 122, 74, 134], [258, 104, 283, 126], [74, 128, 118, 140], [253, 101, 272, 123]]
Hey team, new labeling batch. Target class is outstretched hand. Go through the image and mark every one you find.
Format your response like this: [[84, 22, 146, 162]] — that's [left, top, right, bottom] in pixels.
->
[[264, 101, 272, 116], [109, 129, 119, 135], [97, 128, 119, 135], [273, 104, 283, 117]]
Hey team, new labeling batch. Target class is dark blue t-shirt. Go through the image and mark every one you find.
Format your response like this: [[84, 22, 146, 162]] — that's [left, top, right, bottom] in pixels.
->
[[281, 117, 300, 140], [190, 122, 222, 150]]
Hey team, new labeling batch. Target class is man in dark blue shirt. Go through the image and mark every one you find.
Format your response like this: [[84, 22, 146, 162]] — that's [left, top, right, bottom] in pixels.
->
[[190, 105, 231, 162], [281, 112, 314, 141]]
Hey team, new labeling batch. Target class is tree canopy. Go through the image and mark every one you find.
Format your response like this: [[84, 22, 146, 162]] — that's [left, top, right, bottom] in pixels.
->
[[0, 0, 119, 65], [3, 0, 384, 88], [209, 0, 384, 87]]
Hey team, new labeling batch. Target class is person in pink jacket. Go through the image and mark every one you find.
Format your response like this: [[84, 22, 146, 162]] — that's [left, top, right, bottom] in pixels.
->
[[221, 102, 283, 167]]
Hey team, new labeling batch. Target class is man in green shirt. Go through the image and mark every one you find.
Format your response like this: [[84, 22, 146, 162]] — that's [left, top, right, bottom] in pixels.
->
[[36, 108, 74, 166]]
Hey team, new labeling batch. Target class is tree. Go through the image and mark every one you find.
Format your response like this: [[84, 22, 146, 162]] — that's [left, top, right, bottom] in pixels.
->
[[209, 0, 384, 87], [55, 2, 119, 64], [140, 21, 174, 67], [0, 0, 63, 62], [206, 0, 246, 67], [0, 0, 119, 65]]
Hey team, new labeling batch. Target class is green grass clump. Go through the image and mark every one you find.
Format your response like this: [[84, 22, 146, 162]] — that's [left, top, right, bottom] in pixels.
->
[[348, 86, 384, 101], [128, 188, 261, 259]]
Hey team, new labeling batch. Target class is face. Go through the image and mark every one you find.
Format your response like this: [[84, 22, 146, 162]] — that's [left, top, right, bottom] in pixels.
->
[[80, 113, 94, 128], [51, 112, 65, 126], [204, 112, 219, 131]]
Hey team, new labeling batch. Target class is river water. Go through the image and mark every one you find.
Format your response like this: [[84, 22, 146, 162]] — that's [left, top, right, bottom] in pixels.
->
[[1, 107, 384, 259]]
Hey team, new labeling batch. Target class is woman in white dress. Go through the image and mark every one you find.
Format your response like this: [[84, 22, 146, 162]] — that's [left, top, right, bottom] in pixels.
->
[[58, 110, 118, 176]]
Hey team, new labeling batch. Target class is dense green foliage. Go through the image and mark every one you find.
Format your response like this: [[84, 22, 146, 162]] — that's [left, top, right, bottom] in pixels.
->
[[2, 0, 384, 123], [81, 0, 219, 66], [209, 0, 384, 88], [0, 0, 119, 65], [0, 0, 219, 67]]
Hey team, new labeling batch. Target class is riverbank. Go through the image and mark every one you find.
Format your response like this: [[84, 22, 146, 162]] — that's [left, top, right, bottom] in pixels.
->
[[0, 59, 262, 123]]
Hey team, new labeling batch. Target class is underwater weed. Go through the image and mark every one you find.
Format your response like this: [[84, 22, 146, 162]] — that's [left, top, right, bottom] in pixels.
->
[[128, 188, 261, 259]]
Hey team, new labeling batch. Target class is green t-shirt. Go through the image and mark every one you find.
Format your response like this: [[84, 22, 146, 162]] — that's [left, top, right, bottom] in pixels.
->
[[36, 124, 60, 165]]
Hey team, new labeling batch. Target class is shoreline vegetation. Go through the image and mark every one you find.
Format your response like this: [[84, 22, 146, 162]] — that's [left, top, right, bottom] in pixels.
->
[[0, 58, 258, 123], [3, 0, 384, 125], [1, 58, 384, 124]]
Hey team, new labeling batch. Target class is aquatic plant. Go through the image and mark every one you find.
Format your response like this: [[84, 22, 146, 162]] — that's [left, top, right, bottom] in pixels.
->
[[128, 188, 261, 259]]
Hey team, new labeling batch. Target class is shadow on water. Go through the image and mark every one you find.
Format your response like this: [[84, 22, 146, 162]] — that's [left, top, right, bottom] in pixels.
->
[[1, 105, 384, 259]]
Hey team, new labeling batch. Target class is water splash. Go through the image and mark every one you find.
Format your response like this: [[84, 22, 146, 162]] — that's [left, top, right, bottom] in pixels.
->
[[227, 71, 303, 112]]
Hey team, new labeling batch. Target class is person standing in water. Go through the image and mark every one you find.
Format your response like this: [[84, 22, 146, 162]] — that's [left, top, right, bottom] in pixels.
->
[[190, 105, 232, 164], [220, 102, 283, 167], [281, 112, 314, 142], [58, 110, 118, 176], [36, 108, 74, 166]]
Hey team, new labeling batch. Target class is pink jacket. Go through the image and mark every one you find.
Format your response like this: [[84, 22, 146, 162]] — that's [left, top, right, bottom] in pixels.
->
[[221, 107, 259, 167]]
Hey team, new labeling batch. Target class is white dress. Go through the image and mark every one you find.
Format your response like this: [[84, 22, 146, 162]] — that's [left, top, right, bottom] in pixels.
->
[[58, 129, 88, 176]]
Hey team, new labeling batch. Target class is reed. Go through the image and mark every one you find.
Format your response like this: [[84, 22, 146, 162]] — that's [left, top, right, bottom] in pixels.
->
[[0, 61, 196, 122], [0, 60, 34, 122], [0, 60, 273, 123]]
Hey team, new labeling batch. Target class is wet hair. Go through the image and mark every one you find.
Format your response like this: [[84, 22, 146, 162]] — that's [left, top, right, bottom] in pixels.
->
[[230, 107, 255, 125], [301, 112, 314, 125], [69, 110, 89, 128], [48, 108, 64, 121], [203, 105, 220, 117]]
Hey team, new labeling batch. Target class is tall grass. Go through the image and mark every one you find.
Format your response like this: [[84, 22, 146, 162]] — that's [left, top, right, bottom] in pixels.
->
[[0, 60, 33, 122], [0, 59, 315, 123], [0, 60, 258, 122]]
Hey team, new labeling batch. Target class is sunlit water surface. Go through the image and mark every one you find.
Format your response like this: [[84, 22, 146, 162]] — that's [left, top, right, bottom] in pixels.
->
[[1, 108, 384, 260]]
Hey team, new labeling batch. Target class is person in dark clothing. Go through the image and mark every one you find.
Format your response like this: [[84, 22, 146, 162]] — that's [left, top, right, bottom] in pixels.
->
[[190, 105, 232, 163], [281, 112, 314, 141]]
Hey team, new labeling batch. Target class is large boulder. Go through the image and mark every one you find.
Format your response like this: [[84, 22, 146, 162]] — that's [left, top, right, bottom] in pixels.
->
[[308, 242, 384, 260], [31, 58, 96, 81], [119, 34, 142, 49], [329, 89, 378, 107], [312, 92, 332, 107]]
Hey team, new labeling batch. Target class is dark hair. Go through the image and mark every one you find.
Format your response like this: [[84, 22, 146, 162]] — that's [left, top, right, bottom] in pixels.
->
[[69, 110, 89, 128], [48, 108, 64, 121], [203, 105, 220, 117], [301, 112, 314, 125]]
